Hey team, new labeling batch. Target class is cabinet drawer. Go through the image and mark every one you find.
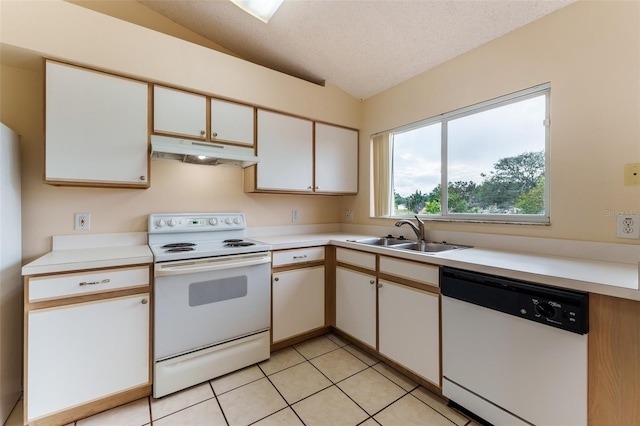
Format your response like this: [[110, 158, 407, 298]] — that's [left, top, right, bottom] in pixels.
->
[[28, 266, 149, 302], [379, 257, 439, 287], [336, 248, 376, 270], [272, 247, 325, 267]]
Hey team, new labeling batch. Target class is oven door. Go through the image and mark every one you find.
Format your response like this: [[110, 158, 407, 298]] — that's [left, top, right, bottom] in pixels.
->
[[154, 251, 271, 360]]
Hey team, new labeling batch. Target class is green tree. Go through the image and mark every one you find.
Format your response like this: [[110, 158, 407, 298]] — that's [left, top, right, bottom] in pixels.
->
[[476, 151, 544, 210], [448, 181, 478, 212], [405, 190, 428, 214], [394, 192, 406, 210], [516, 176, 545, 214]]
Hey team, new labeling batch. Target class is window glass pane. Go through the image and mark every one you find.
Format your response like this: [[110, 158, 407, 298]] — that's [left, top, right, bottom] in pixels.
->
[[392, 123, 441, 215], [447, 95, 546, 215]]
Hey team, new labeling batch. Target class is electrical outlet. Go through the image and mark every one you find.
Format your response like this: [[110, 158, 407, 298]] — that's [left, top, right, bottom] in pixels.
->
[[75, 212, 90, 231], [346, 210, 354, 221], [616, 214, 639, 239], [292, 210, 299, 223]]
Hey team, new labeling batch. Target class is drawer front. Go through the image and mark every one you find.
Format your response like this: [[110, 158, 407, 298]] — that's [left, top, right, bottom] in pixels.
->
[[272, 247, 325, 267], [379, 257, 439, 286], [336, 248, 376, 270], [28, 266, 150, 302]]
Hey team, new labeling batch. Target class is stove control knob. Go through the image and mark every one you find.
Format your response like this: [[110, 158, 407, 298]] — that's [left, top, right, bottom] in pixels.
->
[[233, 217, 241, 225], [167, 218, 177, 227], [209, 218, 218, 226], [225, 217, 232, 225], [155, 219, 166, 228]]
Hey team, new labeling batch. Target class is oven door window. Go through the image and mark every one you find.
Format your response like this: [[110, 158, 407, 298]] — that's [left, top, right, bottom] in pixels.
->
[[189, 276, 247, 307]]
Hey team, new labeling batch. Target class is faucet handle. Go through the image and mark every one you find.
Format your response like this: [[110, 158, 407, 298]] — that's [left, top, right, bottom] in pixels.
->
[[414, 215, 425, 225]]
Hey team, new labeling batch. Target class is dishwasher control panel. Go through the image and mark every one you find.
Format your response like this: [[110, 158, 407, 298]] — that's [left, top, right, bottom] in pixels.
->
[[441, 267, 589, 334], [521, 294, 586, 332]]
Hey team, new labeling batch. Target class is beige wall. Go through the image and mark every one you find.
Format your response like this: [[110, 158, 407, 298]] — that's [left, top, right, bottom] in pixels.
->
[[0, 0, 360, 262], [65, 0, 239, 57], [352, 0, 640, 243], [1, 0, 638, 263]]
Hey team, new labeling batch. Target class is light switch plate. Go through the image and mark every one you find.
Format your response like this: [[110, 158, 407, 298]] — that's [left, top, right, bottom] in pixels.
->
[[624, 163, 640, 186]]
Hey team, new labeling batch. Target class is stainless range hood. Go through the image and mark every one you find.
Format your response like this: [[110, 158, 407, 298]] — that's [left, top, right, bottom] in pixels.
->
[[150, 135, 259, 167]]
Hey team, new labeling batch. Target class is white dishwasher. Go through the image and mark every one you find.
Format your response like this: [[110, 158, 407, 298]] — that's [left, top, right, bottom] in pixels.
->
[[441, 267, 589, 426]]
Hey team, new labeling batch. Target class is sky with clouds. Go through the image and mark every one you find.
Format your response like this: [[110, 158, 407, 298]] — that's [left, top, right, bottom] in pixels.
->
[[393, 94, 546, 197]]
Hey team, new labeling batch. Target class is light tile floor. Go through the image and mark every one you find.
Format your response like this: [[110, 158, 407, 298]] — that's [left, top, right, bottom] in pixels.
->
[[6, 334, 478, 426]]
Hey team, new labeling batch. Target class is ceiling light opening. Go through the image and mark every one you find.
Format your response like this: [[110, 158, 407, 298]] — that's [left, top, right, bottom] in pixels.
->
[[229, 0, 284, 23]]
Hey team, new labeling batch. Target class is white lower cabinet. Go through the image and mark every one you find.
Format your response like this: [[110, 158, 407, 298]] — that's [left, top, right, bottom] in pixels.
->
[[378, 280, 440, 385], [27, 293, 150, 422], [335, 267, 377, 348], [272, 266, 325, 342]]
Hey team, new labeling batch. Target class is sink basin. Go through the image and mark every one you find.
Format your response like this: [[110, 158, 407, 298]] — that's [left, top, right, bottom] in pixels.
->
[[393, 241, 472, 253], [354, 236, 414, 246], [353, 237, 471, 254]]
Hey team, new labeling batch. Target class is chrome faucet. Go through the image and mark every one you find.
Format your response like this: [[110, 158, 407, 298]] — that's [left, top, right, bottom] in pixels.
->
[[395, 215, 427, 241]]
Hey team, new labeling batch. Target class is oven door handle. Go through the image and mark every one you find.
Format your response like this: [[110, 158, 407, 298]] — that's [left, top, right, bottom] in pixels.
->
[[155, 253, 271, 277]]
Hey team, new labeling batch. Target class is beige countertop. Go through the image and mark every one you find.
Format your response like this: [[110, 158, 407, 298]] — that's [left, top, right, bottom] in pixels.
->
[[22, 232, 152, 276], [23, 231, 638, 300], [257, 232, 640, 301]]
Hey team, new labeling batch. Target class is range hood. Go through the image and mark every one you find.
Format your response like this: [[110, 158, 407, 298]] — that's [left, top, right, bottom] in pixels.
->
[[150, 135, 259, 167]]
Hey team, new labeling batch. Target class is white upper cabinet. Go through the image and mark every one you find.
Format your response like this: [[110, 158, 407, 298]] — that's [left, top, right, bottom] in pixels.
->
[[45, 60, 149, 187], [248, 110, 358, 194], [315, 123, 358, 193], [211, 99, 254, 146], [255, 109, 314, 192], [153, 86, 207, 138]]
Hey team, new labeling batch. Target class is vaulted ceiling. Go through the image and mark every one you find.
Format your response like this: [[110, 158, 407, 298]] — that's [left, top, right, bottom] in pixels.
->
[[127, 1, 575, 99]]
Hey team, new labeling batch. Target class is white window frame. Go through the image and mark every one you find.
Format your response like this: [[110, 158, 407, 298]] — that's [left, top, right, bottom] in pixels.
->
[[376, 83, 551, 224]]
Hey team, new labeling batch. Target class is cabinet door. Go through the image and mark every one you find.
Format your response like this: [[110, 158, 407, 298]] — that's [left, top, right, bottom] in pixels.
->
[[315, 123, 358, 193], [378, 281, 440, 385], [256, 110, 313, 191], [272, 266, 325, 342], [26, 294, 150, 421], [211, 99, 254, 146], [335, 267, 376, 348], [153, 85, 207, 138], [45, 61, 148, 186]]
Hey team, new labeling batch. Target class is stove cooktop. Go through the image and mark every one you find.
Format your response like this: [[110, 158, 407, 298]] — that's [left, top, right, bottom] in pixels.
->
[[148, 213, 271, 262]]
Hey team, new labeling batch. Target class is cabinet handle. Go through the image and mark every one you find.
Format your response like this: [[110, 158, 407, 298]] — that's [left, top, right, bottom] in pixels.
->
[[141, 298, 148, 304], [315, 186, 319, 190], [307, 186, 313, 190], [274, 277, 280, 282], [293, 255, 307, 259], [369, 280, 375, 285], [79, 278, 110, 286], [377, 283, 383, 288], [200, 130, 205, 136], [212, 132, 218, 138], [139, 175, 146, 181]]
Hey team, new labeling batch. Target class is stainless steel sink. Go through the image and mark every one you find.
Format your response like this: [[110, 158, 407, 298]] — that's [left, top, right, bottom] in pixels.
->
[[393, 241, 472, 253], [354, 236, 413, 246], [353, 237, 471, 253]]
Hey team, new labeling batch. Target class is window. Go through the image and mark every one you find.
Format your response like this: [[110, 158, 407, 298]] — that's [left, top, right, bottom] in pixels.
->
[[374, 83, 550, 223]]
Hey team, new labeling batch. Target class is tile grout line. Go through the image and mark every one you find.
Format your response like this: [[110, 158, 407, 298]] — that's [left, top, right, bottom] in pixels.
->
[[405, 392, 461, 426], [257, 361, 308, 426], [209, 380, 231, 426]]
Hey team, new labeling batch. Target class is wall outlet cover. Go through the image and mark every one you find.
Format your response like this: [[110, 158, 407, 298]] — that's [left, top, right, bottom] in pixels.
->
[[616, 214, 639, 239]]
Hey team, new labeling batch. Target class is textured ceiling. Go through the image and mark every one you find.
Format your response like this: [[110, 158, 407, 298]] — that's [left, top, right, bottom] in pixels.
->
[[140, 0, 574, 100]]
